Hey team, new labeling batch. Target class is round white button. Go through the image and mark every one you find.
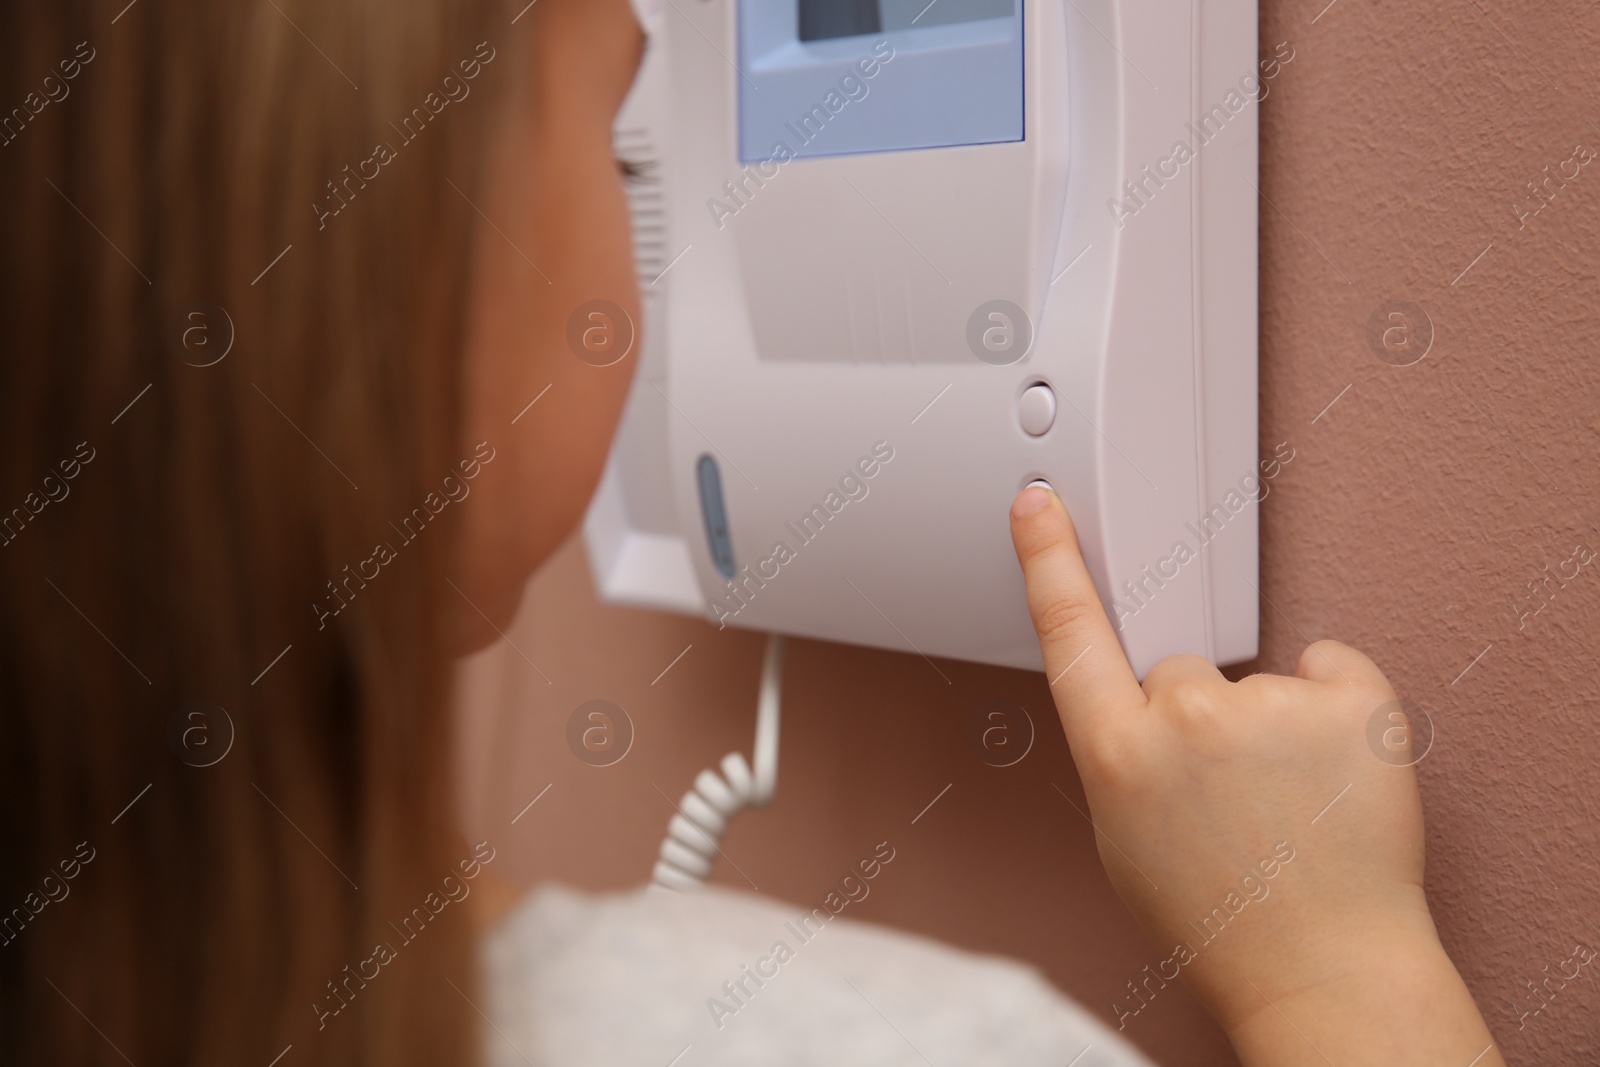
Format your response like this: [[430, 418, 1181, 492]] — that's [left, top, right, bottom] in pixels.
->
[[1018, 384, 1057, 436]]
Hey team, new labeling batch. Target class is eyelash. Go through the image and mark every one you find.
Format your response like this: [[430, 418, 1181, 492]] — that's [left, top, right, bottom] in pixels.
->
[[616, 158, 655, 184]]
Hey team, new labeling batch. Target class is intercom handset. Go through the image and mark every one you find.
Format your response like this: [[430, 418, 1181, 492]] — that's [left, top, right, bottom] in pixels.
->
[[590, 0, 1260, 675]]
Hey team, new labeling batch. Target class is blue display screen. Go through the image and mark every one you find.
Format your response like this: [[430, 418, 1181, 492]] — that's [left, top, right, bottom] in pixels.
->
[[740, 0, 1023, 161]]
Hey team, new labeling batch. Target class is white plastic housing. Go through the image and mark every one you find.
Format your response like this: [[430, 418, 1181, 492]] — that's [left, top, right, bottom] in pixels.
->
[[587, 0, 1259, 676]]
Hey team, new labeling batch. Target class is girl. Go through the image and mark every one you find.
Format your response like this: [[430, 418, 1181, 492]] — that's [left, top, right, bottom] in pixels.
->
[[0, 0, 1500, 1063]]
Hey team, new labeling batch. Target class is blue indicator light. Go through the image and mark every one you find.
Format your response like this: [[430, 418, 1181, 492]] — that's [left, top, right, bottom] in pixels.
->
[[696, 454, 737, 579]]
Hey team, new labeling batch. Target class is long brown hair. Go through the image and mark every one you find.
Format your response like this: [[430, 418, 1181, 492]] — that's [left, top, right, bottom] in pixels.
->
[[0, 1, 503, 1062]]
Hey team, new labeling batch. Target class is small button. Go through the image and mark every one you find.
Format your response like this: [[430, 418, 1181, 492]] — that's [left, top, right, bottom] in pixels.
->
[[1018, 384, 1056, 436]]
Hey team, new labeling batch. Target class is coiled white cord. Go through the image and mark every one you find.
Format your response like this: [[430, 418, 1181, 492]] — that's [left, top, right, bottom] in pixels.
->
[[651, 634, 785, 891]]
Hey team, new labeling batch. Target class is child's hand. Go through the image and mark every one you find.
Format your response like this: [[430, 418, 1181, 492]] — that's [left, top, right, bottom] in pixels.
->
[[1009, 485, 1504, 1067]]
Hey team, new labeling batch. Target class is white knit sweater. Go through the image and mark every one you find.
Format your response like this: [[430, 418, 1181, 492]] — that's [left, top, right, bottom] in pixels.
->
[[480, 883, 1158, 1067]]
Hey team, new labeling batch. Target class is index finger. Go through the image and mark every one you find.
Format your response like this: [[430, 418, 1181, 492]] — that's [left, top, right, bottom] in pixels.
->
[[1010, 486, 1147, 736]]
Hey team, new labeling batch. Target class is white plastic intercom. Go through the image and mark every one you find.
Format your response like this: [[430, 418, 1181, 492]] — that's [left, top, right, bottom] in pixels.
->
[[587, 0, 1260, 677]]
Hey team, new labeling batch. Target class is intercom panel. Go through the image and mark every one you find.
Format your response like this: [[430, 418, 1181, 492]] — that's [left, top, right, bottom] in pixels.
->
[[586, 0, 1260, 675]]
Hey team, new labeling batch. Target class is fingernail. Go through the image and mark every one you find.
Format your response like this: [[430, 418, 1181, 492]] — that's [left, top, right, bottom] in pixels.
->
[[1012, 486, 1051, 518]]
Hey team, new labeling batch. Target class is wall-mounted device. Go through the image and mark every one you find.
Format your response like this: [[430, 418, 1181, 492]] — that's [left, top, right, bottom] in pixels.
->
[[589, 0, 1260, 677]]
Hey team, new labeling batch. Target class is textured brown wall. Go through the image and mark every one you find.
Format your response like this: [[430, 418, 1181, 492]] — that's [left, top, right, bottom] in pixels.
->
[[456, 3, 1600, 1063], [1248, 1, 1600, 1063]]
